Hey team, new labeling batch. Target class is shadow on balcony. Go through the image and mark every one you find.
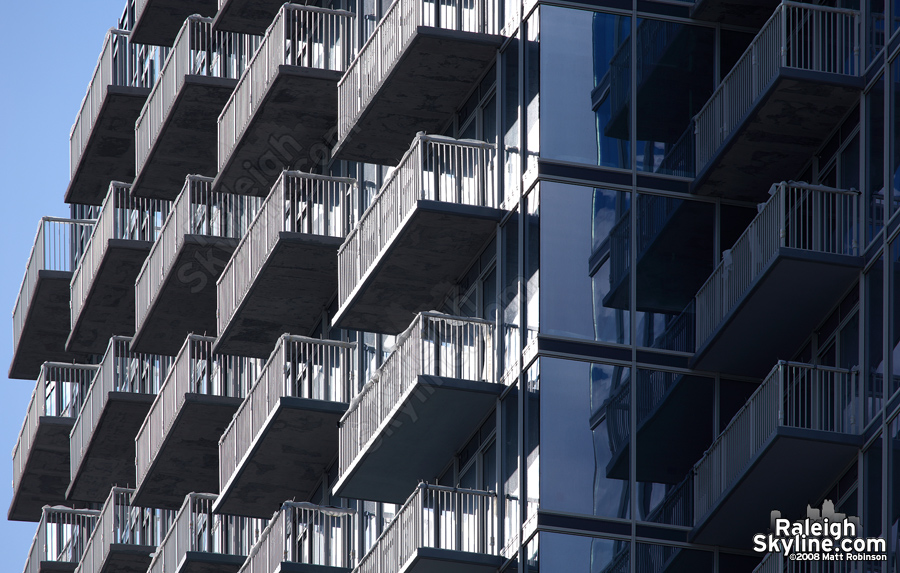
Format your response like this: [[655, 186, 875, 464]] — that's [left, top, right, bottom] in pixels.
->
[[68, 183, 170, 354], [216, 172, 353, 358], [213, 0, 288, 34], [133, 336, 259, 508], [692, 3, 862, 202], [691, 183, 862, 377], [132, 176, 262, 356], [10, 218, 95, 380], [334, 134, 503, 334], [22, 507, 100, 573], [215, 336, 352, 518], [334, 313, 502, 504], [133, 18, 260, 199], [333, 0, 502, 165], [214, 5, 354, 197], [10, 364, 98, 522], [690, 0, 780, 27], [67, 337, 173, 503], [131, 0, 218, 46]]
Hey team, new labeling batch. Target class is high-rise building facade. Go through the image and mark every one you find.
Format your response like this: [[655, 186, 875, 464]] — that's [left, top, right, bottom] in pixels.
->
[[6, 0, 899, 572]]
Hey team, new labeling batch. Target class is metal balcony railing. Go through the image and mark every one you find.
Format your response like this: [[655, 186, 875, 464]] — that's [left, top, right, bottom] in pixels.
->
[[693, 362, 860, 524], [337, 0, 499, 142], [12, 363, 98, 496], [694, 2, 860, 174], [12, 218, 95, 357], [70, 337, 174, 482], [23, 507, 100, 573], [218, 4, 355, 170], [753, 552, 861, 573], [338, 312, 496, 478], [219, 335, 354, 491], [239, 502, 354, 573], [69, 29, 166, 178], [338, 134, 497, 305], [217, 171, 355, 336], [74, 488, 175, 573], [70, 182, 171, 328], [604, 370, 683, 460], [356, 484, 498, 573], [608, 194, 684, 291], [694, 182, 858, 348], [134, 176, 263, 334], [148, 493, 267, 573], [135, 16, 260, 175], [136, 335, 261, 489]]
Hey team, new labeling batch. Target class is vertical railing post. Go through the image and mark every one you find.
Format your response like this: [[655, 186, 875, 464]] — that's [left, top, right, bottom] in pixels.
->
[[779, 182, 787, 248], [781, 3, 788, 68]]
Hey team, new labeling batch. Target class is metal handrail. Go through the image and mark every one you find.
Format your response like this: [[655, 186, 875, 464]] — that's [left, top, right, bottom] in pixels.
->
[[694, 2, 860, 173], [337, 134, 497, 306], [70, 182, 171, 329], [22, 506, 100, 573], [12, 363, 98, 495], [135, 16, 261, 175], [219, 334, 354, 492], [218, 4, 355, 172], [337, 0, 499, 142], [338, 312, 497, 479], [135, 335, 261, 489], [216, 171, 355, 337], [694, 182, 858, 348], [693, 361, 859, 524]]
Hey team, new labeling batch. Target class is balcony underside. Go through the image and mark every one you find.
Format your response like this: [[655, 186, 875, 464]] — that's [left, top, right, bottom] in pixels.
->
[[9, 271, 86, 380], [333, 375, 502, 504], [215, 233, 342, 357], [690, 0, 780, 27], [35, 563, 77, 573], [8, 417, 75, 522], [96, 545, 156, 573], [178, 552, 247, 573], [692, 248, 862, 377], [606, 376, 714, 485], [691, 427, 862, 549], [131, 235, 239, 356], [132, 394, 243, 509], [67, 240, 153, 354], [130, 0, 218, 45], [132, 76, 238, 200], [278, 564, 351, 573], [692, 70, 862, 202], [214, 67, 342, 196], [603, 201, 730, 314], [333, 27, 503, 165], [214, 396, 347, 518], [212, 0, 287, 33], [334, 201, 503, 334], [65, 86, 151, 206], [67, 393, 155, 503], [399, 548, 504, 573]]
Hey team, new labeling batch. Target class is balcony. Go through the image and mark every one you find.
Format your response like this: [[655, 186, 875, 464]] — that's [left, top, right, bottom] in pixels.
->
[[692, 183, 862, 377], [690, 0, 780, 27], [132, 176, 262, 356], [66, 31, 164, 206], [68, 183, 171, 354], [690, 362, 863, 549], [334, 0, 502, 165], [133, 335, 259, 508], [131, 0, 218, 46], [68, 337, 173, 503], [216, 172, 353, 357], [216, 336, 352, 518], [133, 18, 260, 199], [356, 484, 502, 573], [238, 502, 353, 573], [10, 218, 96, 380], [23, 507, 100, 573], [148, 493, 267, 573], [74, 487, 174, 573], [10, 364, 98, 522], [692, 3, 862, 202], [213, 0, 288, 34], [214, 5, 355, 197], [334, 313, 501, 504], [335, 135, 503, 334]]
